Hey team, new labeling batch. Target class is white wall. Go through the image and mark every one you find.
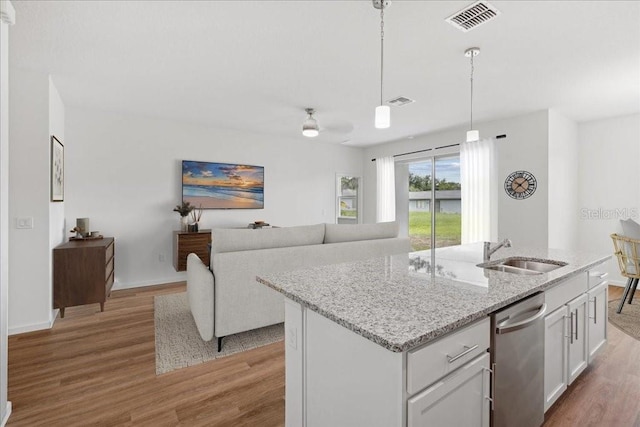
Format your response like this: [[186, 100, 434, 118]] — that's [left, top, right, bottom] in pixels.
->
[[364, 110, 550, 249], [548, 109, 578, 250], [8, 69, 64, 335], [577, 113, 640, 284], [65, 108, 363, 289], [1, 0, 15, 423]]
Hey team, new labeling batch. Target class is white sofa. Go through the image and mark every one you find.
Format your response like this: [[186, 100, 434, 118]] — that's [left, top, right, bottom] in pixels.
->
[[186, 221, 410, 350]]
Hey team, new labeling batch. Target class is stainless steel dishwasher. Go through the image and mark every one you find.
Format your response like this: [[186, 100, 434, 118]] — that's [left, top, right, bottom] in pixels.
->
[[491, 292, 547, 427]]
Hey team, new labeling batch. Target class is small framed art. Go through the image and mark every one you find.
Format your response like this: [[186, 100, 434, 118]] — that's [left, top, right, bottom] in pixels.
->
[[51, 135, 64, 202]]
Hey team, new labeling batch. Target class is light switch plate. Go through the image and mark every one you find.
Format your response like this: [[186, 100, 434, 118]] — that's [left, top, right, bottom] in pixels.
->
[[16, 217, 33, 229]]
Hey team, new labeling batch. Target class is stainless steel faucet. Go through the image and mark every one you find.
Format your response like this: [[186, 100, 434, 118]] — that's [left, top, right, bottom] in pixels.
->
[[484, 238, 512, 262]]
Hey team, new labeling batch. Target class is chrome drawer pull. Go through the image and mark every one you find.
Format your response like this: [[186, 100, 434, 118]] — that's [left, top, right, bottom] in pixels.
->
[[447, 344, 478, 364], [569, 312, 574, 344], [589, 297, 597, 323]]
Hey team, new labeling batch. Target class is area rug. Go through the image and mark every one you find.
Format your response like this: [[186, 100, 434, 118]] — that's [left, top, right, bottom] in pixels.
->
[[154, 292, 284, 375], [608, 299, 640, 341]]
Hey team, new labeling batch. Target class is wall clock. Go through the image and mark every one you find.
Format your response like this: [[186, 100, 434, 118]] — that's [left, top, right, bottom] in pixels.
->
[[504, 170, 537, 200]]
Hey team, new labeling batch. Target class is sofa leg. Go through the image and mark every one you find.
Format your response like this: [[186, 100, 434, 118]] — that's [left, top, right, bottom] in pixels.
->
[[218, 336, 224, 352]]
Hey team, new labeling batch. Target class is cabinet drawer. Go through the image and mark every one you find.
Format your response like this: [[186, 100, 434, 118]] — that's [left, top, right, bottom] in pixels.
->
[[105, 241, 114, 263], [587, 270, 608, 290], [545, 273, 587, 314], [408, 353, 490, 427], [407, 317, 490, 395]]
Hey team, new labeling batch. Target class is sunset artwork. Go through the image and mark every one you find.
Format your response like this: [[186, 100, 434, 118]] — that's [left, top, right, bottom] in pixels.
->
[[182, 161, 264, 209]]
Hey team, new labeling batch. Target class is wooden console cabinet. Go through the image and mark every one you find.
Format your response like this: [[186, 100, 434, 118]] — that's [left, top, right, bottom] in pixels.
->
[[53, 237, 115, 318], [173, 229, 211, 271]]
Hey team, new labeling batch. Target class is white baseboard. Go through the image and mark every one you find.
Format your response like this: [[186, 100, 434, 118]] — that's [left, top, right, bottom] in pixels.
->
[[607, 280, 626, 287], [9, 311, 57, 335], [1, 401, 11, 427]]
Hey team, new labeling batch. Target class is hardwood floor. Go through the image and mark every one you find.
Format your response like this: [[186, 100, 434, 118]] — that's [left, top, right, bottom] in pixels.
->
[[6, 284, 640, 426], [7, 283, 285, 426]]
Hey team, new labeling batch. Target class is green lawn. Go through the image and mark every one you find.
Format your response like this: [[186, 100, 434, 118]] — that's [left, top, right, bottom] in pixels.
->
[[409, 211, 461, 251]]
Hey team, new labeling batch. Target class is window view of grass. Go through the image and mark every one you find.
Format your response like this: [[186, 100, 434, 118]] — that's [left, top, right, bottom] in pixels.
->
[[409, 211, 462, 251]]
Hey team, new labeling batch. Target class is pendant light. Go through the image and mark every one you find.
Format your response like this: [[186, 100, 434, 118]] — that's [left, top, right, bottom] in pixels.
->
[[302, 108, 319, 137], [374, 0, 390, 129], [465, 47, 480, 142]]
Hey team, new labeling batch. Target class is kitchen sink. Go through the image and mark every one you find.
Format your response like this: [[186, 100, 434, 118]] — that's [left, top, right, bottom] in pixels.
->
[[478, 257, 567, 275], [498, 258, 567, 273]]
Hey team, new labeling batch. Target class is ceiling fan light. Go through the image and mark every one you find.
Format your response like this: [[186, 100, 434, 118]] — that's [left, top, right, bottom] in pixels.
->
[[466, 129, 479, 142], [302, 110, 319, 137], [302, 127, 319, 138], [375, 105, 391, 129]]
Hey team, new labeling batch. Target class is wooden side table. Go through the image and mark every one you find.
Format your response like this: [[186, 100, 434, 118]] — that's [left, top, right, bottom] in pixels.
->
[[173, 229, 212, 271], [53, 237, 115, 317]]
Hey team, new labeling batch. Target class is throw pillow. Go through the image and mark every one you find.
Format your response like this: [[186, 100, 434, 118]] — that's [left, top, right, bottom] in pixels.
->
[[621, 218, 640, 240]]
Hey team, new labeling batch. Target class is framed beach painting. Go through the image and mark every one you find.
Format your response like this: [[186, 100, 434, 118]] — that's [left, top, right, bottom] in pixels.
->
[[51, 136, 64, 202], [182, 160, 264, 209]]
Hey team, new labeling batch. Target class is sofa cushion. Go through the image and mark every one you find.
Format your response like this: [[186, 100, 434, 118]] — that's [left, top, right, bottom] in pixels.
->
[[212, 223, 325, 254], [324, 221, 399, 244]]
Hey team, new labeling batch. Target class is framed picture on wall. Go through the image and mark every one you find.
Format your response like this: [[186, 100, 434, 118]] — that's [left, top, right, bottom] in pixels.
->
[[51, 135, 64, 202]]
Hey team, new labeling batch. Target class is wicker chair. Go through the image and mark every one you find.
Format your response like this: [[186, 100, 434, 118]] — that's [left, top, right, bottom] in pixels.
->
[[611, 233, 640, 313]]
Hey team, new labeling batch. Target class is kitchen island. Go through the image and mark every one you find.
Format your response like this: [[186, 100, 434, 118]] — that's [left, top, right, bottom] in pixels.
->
[[257, 244, 610, 427]]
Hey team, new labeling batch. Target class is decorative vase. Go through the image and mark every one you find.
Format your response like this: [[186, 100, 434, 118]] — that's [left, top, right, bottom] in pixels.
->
[[180, 216, 189, 232]]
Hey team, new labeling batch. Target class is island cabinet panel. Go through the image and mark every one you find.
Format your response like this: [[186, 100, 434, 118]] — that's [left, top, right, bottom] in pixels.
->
[[53, 238, 115, 317], [587, 281, 608, 362], [173, 230, 211, 272], [303, 306, 403, 427], [544, 306, 568, 412], [407, 353, 490, 427]]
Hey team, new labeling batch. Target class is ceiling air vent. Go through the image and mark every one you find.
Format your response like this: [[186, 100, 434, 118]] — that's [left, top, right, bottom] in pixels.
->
[[387, 96, 415, 107], [445, 1, 501, 33]]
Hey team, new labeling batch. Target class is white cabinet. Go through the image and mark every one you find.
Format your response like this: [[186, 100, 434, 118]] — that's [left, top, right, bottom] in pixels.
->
[[544, 306, 568, 411], [543, 267, 608, 413], [407, 353, 490, 427], [587, 281, 608, 362], [567, 293, 588, 384]]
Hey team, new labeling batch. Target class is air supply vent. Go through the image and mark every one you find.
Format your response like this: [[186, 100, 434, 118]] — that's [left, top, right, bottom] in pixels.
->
[[387, 96, 415, 107], [445, 1, 501, 32]]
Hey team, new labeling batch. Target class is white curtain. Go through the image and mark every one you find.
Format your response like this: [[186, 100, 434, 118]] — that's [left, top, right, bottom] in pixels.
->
[[376, 156, 396, 222], [460, 138, 497, 244]]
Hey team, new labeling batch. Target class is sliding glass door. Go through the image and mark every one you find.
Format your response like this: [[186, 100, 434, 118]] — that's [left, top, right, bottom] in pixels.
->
[[408, 154, 461, 252]]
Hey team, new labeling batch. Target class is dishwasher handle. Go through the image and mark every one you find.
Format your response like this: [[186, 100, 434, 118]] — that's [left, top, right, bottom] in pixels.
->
[[496, 303, 547, 334]]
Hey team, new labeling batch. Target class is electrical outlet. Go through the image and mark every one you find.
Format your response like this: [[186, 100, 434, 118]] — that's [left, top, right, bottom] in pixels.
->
[[287, 327, 297, 350], [159, 253, 166, 262], [16, 217, 33, 229]]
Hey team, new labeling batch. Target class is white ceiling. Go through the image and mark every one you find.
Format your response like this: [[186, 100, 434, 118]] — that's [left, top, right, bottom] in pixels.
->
[[9, 0, 640, 147]]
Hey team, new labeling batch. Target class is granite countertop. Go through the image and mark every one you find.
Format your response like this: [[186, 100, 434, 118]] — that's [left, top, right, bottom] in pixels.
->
[[256, 244, 610, 353]]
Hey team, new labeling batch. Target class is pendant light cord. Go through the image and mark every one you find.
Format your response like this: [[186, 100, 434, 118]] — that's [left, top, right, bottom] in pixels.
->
[[380, 4, 385, 106], [470, 52, 474, 130]]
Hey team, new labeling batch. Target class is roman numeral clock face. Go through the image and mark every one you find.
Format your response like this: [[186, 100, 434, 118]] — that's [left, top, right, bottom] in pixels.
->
[[504, 170, 537, 200]]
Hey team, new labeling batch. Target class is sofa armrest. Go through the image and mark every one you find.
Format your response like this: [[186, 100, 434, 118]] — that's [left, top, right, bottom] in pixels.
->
[[187, 253, 215, 341]]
